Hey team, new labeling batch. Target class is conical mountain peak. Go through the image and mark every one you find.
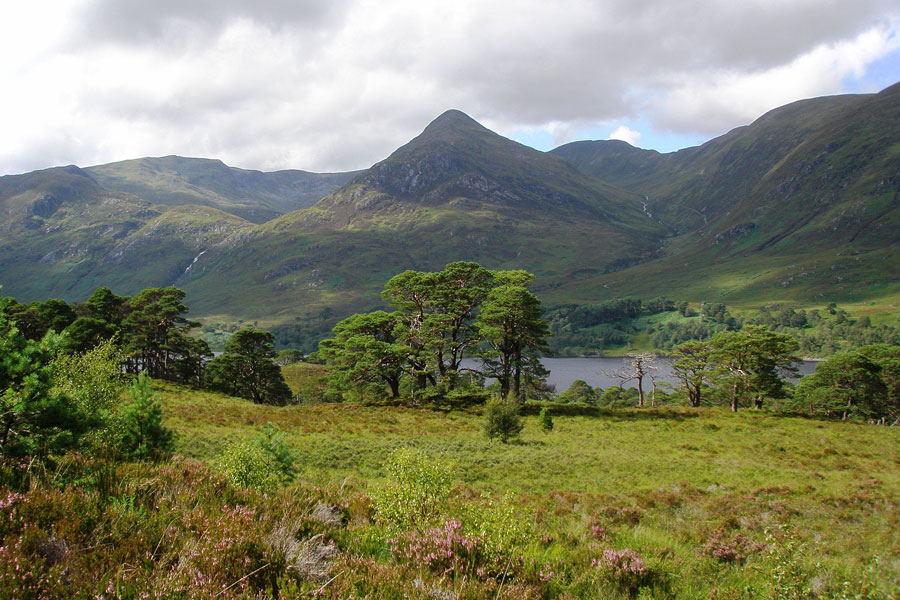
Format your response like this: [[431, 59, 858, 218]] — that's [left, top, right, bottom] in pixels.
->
[[424, 109, 482, 130], [407, 109, 499, 147]]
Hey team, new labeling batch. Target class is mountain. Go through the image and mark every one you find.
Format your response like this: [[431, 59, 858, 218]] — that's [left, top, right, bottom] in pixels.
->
[[86, 156, 360, 224], [550, 84, 900, 305], [1, 86, 898, 349], [174, 110, 668, 335], [0, 164, 251, 301]]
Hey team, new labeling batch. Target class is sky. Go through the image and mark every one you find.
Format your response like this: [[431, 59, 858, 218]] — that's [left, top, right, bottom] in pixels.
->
[[2, 1, 899, 176]]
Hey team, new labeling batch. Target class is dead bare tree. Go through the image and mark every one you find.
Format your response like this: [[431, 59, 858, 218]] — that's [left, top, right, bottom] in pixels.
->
[[606, 353, 659, 408]]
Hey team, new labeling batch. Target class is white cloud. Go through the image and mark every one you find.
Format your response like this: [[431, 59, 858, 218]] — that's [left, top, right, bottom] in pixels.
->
[[0, 0, 898, 175], [608, 125, 642, 146], [653, 22, 900, 134]]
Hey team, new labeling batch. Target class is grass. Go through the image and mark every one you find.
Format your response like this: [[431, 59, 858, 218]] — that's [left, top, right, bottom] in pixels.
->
[[159, 381, 899, 496], [281, 362, 328, 400], [150, 379, 900, 598], [2, 377, 897, 598]]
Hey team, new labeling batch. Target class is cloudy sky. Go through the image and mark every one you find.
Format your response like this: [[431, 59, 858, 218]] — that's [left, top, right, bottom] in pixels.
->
[[2, 1, 899, 176]]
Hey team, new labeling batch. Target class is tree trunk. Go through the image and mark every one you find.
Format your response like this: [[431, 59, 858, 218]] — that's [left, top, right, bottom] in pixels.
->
[[385, 376, 400, 398], [499, 377, 510, 399], [731, 382, 739, 412], [512, 349, 522, 402], [690, 386, 701, 407], [843, 397, 854, 421]]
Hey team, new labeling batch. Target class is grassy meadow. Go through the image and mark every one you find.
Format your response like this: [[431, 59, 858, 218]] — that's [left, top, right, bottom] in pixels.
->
[[144, 374, 900, 599]]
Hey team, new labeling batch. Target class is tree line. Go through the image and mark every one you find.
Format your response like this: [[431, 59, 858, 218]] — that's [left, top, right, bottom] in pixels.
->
[[6, 278, 896, 422], [552, 328, 900, 423], [0, 286, 292, 406]]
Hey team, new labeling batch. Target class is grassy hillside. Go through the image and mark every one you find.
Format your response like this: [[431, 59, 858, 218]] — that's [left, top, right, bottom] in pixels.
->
[[550, 84, 900, 310], [149, 380, 900, 598], [0, 165, 253, 301]]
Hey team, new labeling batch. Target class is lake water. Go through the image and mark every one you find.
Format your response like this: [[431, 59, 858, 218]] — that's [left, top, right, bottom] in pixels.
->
[[460, 357, 819, 392]]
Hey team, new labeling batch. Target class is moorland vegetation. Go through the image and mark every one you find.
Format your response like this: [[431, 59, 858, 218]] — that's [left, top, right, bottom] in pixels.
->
[[1, 266, 899, 599]]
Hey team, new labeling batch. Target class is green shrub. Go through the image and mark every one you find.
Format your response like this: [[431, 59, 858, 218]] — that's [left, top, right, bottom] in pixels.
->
[[218, 423, 299, 489], [115, 372, 174, 460], [557, 379, 597, 404], [461, 492, 535, 570], [253, 423, 298, 484], [484, 393, 524, 443], [598, 386, 639, 408], [0, 324, 87, 463], [537, 406, 554, 433], [373, 448, 451, 532], [51, 337, 124, 421], [219, 440, 274, 490]]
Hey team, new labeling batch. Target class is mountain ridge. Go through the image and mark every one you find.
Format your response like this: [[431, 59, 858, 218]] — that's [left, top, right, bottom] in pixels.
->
[[85, 155, 361, 224], [1, 85, 898, 349]]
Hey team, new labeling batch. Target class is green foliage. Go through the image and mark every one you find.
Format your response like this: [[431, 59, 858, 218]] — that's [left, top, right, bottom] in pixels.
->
[[218, 424, 299, 490], [537, 406, 554, 433], [670, 340, 715, 407], [60, 316, 117, 353], [51, 337, 124, 419], [856, 344, 900, 422], [373, 448, 452, 532], [557, 379, 598, 405], [3, 285, 211, 386], [0, 318, 86, 462], [51, 338, 127, 455], [461, 491, 535, 566], [547, 297, 675, 355], [666, 327, 801, 411], [0, 297, 78, 341], [383, 261, 495, 392], [253, 423, 298, 484], [116, 372, 174, 460], [709, 325, 800, 411], [319, 311, 406, 400], [598, 386, 639, 407], [477, 281, 549, 400], [205, 328, 293, 405], [121, 286, 202, 380], [652, 316, 736, 350], [321, 262, 550, 402], [275, 348, 305, 365], [754, 306, 900, 357], [790, 350, 894, 421], [483, 393, 524, 443]]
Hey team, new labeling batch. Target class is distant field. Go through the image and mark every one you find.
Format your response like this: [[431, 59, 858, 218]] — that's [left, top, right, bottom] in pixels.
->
[[157, 379, 900, 597]]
